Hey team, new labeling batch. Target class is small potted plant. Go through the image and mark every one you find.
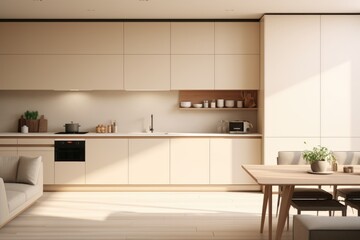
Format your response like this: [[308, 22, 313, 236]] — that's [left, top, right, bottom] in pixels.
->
[[302, 144, 335, 172]]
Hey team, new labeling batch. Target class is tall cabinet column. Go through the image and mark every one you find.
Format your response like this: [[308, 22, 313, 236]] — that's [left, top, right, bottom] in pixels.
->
[[261, 15, 321, 164]]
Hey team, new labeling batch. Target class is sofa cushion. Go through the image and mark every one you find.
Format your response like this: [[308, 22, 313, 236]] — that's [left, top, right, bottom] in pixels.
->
[[6, 190, 26, 212], [4, 183, 40, 201], [16, 156, 41, 185], [0, 156, 19, 183]]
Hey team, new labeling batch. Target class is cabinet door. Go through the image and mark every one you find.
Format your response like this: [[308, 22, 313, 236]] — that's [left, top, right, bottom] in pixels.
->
[[0, 22, 124, 54], [55, 162, 85, 184], [171, 22, 214, 54], [0, 147, 17, 157], [0, 55, 124, 90], [18, 147, 55, 184], [263, 15, 321, 137], [215, 55, 259, 90], [124, 22, 170, 54], [321, 16, 360, 137], [170, 138, 209, 184], [86, 139, 128, 184], [124, 55, 170, 90], [129, 139, 170, 184], [321, 138, 360, 151], [210, 138, 261, 184], [215, 22, 259, 54], [171, 55, 214, 90]]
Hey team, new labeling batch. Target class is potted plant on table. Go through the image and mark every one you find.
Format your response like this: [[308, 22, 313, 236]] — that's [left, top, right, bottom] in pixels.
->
[[302, 144, 335, 172]]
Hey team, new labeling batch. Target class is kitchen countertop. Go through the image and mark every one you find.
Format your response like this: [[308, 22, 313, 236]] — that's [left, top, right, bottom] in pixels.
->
[[0, 132, 262, 138]]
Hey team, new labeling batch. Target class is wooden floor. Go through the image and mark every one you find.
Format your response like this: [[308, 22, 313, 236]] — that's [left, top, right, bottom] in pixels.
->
[[0, 191, 356, 240]]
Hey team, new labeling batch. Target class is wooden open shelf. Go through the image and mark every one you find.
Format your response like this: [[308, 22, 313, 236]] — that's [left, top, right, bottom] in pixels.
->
[[178, 90, 258, 109], [179, 107, 258, 111]]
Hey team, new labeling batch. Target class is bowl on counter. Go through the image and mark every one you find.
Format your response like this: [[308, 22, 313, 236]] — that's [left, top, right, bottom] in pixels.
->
[[180, 101, 192, 108], [192, 103, 203, 108]]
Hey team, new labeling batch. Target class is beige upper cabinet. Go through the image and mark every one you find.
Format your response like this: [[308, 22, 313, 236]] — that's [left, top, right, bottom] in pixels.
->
[[170, 138, 210, 184], [321, 15, 360, 137], [124, 55, 170, 90], [124, 22, 171, 90], [0, 22, 124, 90], [124, 22, 170, 54], [215, 55, 259, 89], [86, 139, 128, 184], [129, 139, 170, 184], [171, 22, 214, 54], [0, 55, 124, 90], [0, 22, 124, 54], [210, 138, 261, 184], [215, 22, 259, 54], [263, 15, 321, 137], [171, 55, 214, 90]]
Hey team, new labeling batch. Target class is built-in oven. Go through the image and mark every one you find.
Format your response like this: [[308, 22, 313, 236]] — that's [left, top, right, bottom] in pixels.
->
[[55, 140, 85, 162]]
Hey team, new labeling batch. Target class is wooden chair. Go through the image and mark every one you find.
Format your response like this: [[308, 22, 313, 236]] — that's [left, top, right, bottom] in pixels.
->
[[333, 152, 360, 200], [276, 151, 333, 216]]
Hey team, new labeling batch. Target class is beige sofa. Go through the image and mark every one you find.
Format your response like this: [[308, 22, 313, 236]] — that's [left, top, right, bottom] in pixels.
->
[[0, 156, 43, 228]]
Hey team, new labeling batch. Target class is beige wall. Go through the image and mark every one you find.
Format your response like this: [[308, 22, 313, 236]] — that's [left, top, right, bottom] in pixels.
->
[[0, 91, 258, 133]]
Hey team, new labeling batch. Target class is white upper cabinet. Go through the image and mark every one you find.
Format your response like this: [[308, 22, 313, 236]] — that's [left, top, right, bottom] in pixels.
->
[[321, 15, 360, 137], [215, 55, 259, 89], [263, 15, 321, 137], [0, 22, 124, 54], [171, 22, 214, 54], [124, 22, 170, 54], [215, 22, 259, 54]]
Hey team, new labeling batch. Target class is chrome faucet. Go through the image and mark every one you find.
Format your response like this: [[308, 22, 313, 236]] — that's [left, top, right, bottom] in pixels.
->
[[149, 114, 154, 133]]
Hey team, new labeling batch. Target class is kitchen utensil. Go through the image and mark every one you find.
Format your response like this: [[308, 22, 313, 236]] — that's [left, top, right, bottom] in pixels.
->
[[64, 121, 81, 133], [237, 100, 243, 108], [180, 101, 191, 108], [21, 125, 29, 133], [225, 100, 235, 108], [217, 99, 224, 108], [193, 103, 203, 108]]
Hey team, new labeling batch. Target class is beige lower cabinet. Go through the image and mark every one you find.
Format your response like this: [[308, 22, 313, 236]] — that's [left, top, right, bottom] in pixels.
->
[[210, 138, 261, 184], [55, 162, 85, 184], [18, 147, 55, 184], [0, 147, 17, 157], [170, 138, 210, 184], [86, 139, 128, 184], [129, 139, 170, 184]]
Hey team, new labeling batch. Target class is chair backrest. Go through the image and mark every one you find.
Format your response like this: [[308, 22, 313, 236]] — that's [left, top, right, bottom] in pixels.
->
[[332, 151, 360, 165], [277, 151, 307, 165], [0, 156, 20, 183]]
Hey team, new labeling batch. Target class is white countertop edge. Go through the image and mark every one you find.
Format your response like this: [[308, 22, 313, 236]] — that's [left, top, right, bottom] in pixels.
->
[[0, 132, 262, 138]]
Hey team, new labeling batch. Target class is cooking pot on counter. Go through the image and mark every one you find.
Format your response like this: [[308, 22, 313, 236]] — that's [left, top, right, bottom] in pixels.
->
[[64, 121, 81, 133]]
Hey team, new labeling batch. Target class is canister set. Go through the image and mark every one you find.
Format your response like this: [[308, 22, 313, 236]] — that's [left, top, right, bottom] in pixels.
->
[[180, 99, 244, 108]]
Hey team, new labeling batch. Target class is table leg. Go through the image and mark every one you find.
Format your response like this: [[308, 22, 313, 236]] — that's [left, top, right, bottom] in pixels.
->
[[260, 185, 269, 233], [275, 185, 294, 240], [269, 185, 272, 240]]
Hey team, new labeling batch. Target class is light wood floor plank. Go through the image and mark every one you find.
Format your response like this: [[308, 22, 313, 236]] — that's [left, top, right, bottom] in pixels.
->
[[0, 192, 357, 240]]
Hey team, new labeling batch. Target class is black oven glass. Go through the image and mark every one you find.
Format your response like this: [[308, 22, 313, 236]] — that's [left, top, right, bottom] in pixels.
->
[[55, 140, 85, 161]]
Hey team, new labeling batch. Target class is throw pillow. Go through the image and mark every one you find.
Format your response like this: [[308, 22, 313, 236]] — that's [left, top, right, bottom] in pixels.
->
[[16, 156, 42, 185]]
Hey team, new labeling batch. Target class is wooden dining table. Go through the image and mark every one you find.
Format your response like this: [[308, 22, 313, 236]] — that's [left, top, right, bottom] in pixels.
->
[[242, 164, 360, 240]]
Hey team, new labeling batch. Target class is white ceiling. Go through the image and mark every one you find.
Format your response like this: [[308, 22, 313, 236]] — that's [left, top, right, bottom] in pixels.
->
[[0, 0, 359, 20]]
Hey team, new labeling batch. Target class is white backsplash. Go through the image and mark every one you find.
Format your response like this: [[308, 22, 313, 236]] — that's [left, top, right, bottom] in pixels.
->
[[0, 90, 258, 133]]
